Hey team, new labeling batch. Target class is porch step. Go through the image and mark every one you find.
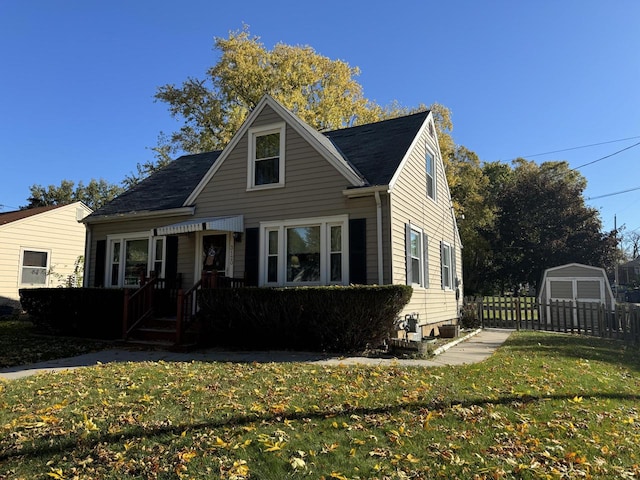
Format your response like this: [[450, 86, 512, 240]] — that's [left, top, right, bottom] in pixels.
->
[[118, 339, 200, 352], [126, 316, 200, 347]]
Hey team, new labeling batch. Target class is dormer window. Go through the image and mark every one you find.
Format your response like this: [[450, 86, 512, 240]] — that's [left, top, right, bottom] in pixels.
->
[[248, 123, 286, 190]]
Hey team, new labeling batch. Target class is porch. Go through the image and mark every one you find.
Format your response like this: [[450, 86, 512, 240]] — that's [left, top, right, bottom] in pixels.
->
[[122, 271, 244, 349]]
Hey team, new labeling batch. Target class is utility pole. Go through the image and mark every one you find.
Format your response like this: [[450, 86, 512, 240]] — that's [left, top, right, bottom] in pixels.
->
[[614, 215, 619, 295]]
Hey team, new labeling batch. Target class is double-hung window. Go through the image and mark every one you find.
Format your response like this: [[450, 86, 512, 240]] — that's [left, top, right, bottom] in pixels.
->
[[441, 241, 453, 290], [248, 123, 286, 190], [405, 224, 429, 288], [260, 215, 348, 286], [20, 249, 49, 285], [106, 233, 165, 287], [426, 150, 436, 201]]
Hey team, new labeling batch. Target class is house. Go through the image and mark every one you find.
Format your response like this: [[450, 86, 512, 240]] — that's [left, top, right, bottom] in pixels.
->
[[538, 263, 615, 326], [82, 95, 462, 338], [618, 256, 640, 287], [0, 202, 92, 309]]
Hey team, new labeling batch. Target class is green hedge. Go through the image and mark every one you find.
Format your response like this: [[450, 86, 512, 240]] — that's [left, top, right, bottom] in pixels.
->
[[197, 285, 412, 352], [19, 288, 124, 339]]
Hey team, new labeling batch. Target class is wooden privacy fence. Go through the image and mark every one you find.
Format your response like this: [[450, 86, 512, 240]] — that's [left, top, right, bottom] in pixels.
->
[[465, 296, 640, 344]]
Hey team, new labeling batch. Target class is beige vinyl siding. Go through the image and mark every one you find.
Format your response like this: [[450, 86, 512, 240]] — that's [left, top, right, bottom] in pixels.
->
[[193, 105, 380, 284], [389, 120, 462, 327], [0, 203, 90, 305], [86, 105, 382, 287]]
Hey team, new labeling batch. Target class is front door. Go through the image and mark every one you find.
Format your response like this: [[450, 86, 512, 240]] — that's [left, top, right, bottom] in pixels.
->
[[202, 234, 227, 276]]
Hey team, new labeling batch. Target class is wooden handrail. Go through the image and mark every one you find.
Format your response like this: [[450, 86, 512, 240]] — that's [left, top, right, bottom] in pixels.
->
[[122, 275, 158, 339], [175, 273, 245, 345], [176, 279, 203, 345]]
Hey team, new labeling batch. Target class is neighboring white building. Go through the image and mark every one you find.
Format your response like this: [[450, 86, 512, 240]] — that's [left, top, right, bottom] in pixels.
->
[[0, 202, 92, 308]]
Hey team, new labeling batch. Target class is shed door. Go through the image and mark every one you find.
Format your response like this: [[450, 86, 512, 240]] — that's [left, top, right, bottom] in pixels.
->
[[546, 277, 605, 326]]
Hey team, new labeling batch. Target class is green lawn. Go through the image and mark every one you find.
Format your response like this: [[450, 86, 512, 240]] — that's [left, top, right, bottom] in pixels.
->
[[1, 331, 640, 479], [0, 320, 108, 368]]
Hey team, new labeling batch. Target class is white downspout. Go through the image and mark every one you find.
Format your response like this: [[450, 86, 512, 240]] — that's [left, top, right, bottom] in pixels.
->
[[375, 191, 384, 285], [83, 226, 91, 288]]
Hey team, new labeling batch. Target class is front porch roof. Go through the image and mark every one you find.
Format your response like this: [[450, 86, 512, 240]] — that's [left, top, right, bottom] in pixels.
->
[[155, 215, 244, 235]]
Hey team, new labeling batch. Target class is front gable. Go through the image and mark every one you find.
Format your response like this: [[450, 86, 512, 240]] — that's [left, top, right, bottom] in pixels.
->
[[185, 95, 365, 206]]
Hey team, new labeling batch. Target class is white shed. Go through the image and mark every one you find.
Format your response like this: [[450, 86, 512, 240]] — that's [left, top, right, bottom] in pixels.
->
[[537, 263, 615, 325]]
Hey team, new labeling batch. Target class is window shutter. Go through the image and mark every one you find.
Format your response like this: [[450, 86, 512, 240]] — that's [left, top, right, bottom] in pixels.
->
[[244, 227, 259, 287], [405, 223, 412, 285], [423, 233, 429, 288], [165, 236, 179, 287], [94, 240, 106, 288], [349, 218, 367, 284]]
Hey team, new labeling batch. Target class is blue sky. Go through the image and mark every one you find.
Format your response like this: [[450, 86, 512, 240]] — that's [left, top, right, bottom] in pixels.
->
[[1, 1, 638, 240]]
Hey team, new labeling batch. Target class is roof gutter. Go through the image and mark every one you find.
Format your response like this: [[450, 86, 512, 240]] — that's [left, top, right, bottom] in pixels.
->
[[342, 185, 389, 198], [82, 206, 196, 225]]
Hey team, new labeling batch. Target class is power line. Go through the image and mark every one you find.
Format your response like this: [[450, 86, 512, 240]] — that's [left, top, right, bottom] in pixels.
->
[[522, 135, 640, 158], [586, 186, 640, 201], [571, 141, 640, 170]]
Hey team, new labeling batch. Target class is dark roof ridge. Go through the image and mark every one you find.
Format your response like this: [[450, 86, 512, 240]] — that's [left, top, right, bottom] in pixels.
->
[[323, 109, 431, 136]]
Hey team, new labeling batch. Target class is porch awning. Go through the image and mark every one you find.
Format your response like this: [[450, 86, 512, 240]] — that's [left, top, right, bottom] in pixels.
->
[[155, 215, 244, 235]]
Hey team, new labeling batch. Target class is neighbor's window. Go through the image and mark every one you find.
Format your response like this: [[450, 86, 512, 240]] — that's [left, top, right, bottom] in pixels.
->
[[426, 150, 436, 200], [248, 123, 285, 189], [21, 250, 48, 285]]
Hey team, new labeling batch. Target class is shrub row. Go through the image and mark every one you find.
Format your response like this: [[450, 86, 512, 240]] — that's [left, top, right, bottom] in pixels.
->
[[197, 285, 412, 353], [19, 288, 124, 339]]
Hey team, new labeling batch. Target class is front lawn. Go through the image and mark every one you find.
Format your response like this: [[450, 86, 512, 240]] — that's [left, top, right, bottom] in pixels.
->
[[1, 331, 639, 479], [0, 320, 108, 368]]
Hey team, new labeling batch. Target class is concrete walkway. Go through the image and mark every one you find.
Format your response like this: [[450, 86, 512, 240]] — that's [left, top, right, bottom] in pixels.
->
[[0, 329, 513, 381]]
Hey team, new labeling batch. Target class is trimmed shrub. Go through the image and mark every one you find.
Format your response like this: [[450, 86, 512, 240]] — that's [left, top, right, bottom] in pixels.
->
[[197, 285, 413, 353], [19, 288, 124, 339]]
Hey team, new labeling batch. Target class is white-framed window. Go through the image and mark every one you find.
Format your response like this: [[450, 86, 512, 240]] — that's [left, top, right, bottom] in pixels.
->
[[441, 241, 453, 290], [106, 233, 165, 287], [20, 249, 50, 285], [259, 215, 349, 286], [247, 122, 286, 190], [426, 149, 436, 201], [405, 225, 429, 288]]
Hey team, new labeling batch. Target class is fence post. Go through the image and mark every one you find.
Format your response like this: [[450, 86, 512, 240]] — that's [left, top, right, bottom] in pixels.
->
[[515, 297, 521, 331]]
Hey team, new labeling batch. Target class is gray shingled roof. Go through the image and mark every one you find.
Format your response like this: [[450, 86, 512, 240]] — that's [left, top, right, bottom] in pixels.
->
[[88, 151, 221, 218], [324, 110, 430, 186], [88, 111, 429, 218]]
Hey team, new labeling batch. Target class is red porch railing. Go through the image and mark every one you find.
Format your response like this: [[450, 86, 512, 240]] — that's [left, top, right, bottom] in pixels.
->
[[122, 273, 158, 339], [175, 271, 244, 346]]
